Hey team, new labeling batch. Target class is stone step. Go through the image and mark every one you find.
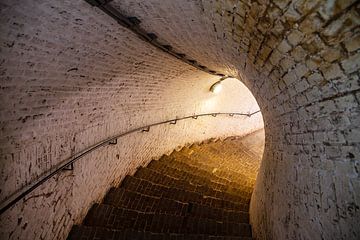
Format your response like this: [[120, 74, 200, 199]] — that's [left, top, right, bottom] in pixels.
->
[[83, 204, 252, 236], [135, 167, 251, 203], [104, 188, 249, 223], [121, 175, 249, 212], [147, 159, 253, 199], [68, 225, 254, 240]]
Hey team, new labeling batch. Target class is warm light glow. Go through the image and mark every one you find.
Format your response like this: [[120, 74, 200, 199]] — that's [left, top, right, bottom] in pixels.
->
[[210, 81, 222, 94]]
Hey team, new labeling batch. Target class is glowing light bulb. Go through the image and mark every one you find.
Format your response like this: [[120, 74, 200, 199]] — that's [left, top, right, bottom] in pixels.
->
[[210, 81, 222, 94]]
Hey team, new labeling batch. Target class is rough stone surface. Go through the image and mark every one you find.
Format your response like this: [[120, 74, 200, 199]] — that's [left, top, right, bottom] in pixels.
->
[[1, 0, 360, 240]]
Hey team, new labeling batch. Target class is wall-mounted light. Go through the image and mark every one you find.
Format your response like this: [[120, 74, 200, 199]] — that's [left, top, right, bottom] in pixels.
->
[[209, 76, 229, 94], [210, 81, 223, 94]]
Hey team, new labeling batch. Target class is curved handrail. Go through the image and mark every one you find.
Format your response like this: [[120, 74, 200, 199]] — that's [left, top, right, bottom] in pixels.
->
[[0, 110, 261, 214]]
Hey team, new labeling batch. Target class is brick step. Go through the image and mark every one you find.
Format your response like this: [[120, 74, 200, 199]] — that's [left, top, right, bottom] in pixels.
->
[[134, 167, 250, 204], [195, 142, 252, 158], [104, 188, 249, 223], [68, 225, 254, 240], [121, 175, 249, 212], [167, 151, 229, 175], [147, 160, 222, 187], [135, 167, 251, 203], [157, 155, 230, 185], [165, 151, 254, 187], [104, 188, 188, 216], [147, 159, 253, 199], [157, 156, 253, 193], [203, 143, 259, 181], [189, 202, 249, 223], [84, 204, 252, 236], [173, 149, 248, 178], [169, 151, 254, 188]]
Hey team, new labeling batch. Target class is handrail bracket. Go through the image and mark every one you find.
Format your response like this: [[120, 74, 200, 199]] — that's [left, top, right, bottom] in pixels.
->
[[62, 163, 74, 171], [108, 139, 118, 145]]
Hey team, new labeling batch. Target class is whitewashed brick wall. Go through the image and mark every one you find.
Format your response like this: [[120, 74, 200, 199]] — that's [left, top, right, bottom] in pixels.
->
[[0, 1, 263, 239]]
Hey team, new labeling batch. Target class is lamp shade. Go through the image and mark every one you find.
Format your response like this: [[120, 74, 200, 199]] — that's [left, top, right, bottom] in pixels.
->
[[210, 81, 222, 94]]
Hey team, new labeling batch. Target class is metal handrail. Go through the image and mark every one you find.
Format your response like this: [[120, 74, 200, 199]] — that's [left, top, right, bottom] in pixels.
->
[[0, 110, 261, 214]]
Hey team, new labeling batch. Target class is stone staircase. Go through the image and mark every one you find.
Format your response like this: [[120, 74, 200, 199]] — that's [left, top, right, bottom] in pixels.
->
[[67, 130, 264, 240]]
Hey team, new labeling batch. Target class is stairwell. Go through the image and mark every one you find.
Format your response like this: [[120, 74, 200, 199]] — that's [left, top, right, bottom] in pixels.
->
[[67, 130, 264, 239]]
